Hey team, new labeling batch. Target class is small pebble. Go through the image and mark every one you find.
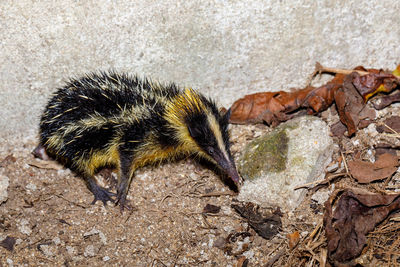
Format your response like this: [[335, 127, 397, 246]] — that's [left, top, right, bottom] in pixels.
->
[[17, 219, 32, 235], [66, 245, 76, 256], [39, 244, 54, 257], [53, 236, 61, 245], [26, 182, 37, 191], [84, 245, 96, 257]]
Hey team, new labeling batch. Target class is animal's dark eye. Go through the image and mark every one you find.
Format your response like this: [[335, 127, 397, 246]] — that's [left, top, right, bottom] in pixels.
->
[[188, 125, 201, 139], [207, 147, 214, 155]]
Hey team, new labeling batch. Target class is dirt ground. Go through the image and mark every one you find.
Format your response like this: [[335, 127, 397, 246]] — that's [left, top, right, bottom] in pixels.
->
[[1, 104, 400, 266]]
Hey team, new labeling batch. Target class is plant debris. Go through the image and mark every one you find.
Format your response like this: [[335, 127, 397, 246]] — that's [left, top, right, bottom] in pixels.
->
[[202, 203, 221, 214], [27, 158, 64, 170], [376, 116, 400, 134], [0, 236, 16, 251], [286, 231, 300, 249], [372, 91, 400, 110], [324, 189, 400, 264], [347, 153, 399, 183], [236, 256, 249, 267], [0, 154, 16, 168], [231, 202, 281, 239], [229, 63, 400, 136]]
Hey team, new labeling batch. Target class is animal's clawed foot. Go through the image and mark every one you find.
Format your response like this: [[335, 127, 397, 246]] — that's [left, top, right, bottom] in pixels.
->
[[115, 192, 133, 213], [88, 182, 115, 206]]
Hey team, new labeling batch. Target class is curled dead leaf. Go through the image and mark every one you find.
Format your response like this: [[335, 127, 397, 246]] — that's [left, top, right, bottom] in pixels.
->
[[372, 91, 400, 110], [230, 63, 399, 137], [231, 202, 281, 240], [324, 189, 400, 264]]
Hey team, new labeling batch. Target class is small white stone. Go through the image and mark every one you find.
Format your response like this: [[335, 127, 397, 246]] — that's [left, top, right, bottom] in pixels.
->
[[221, 205, 232, 215], [39, 244, 54, 257], [352, 139, 360, 146], [243, 250, 254, 259], [103, 256, 110, 262], [311, 189, 331, 205], [208, 238, 214, 247], [223, 226, 234, 233], [83, 228, 107, 244], [66, 246, 76, 256], [17, 219, 32, 235], [6, 258, 13, 267], [0, 174, 10, 204], [53, 237, 61, 245], [84, 245, 96, 257], [26, 182, 37, 191]]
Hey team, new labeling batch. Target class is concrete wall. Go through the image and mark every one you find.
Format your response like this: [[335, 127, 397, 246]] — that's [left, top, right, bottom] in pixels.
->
[[1, 0, 399, 147]]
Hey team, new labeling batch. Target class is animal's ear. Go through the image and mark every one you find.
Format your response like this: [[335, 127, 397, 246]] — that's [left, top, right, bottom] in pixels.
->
[[220, 108, 231, 125]]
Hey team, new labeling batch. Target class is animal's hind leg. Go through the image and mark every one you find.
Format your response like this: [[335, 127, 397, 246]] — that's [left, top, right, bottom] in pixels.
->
[[85, 176, 115, 205], [115, 152, 134, 211]]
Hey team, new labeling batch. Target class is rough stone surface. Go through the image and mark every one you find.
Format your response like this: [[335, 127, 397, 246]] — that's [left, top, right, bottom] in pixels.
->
[[0, 174, 9, 204], [238, 116, 333, 211], [1, 1, 399, 146]]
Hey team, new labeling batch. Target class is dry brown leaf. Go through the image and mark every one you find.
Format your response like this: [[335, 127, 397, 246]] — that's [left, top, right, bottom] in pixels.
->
[[230, 64, 399, 137], [231, 202, 281, 239], [236, 256, 249, 267], [229, 81, 341, 126], [373, 91, 400, 110], [0, 236, 16, 251], [352, 70, 397, 102], [347, 153, 399, 183], [334, 72, 377, 136], [286, 231, 300, 249], [202, 203, 221, 214], [376, 116, 400, 134], [324, 188, 400, 264]]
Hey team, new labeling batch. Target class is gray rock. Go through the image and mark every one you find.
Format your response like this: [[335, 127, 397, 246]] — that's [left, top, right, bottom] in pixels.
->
[[238, 116, 333, 211], [0, 174, 9, 204]]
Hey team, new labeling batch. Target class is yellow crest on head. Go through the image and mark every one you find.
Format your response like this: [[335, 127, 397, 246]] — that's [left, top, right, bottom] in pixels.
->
[[164, 88, 205, 126], [163, 88, 206, 152]]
